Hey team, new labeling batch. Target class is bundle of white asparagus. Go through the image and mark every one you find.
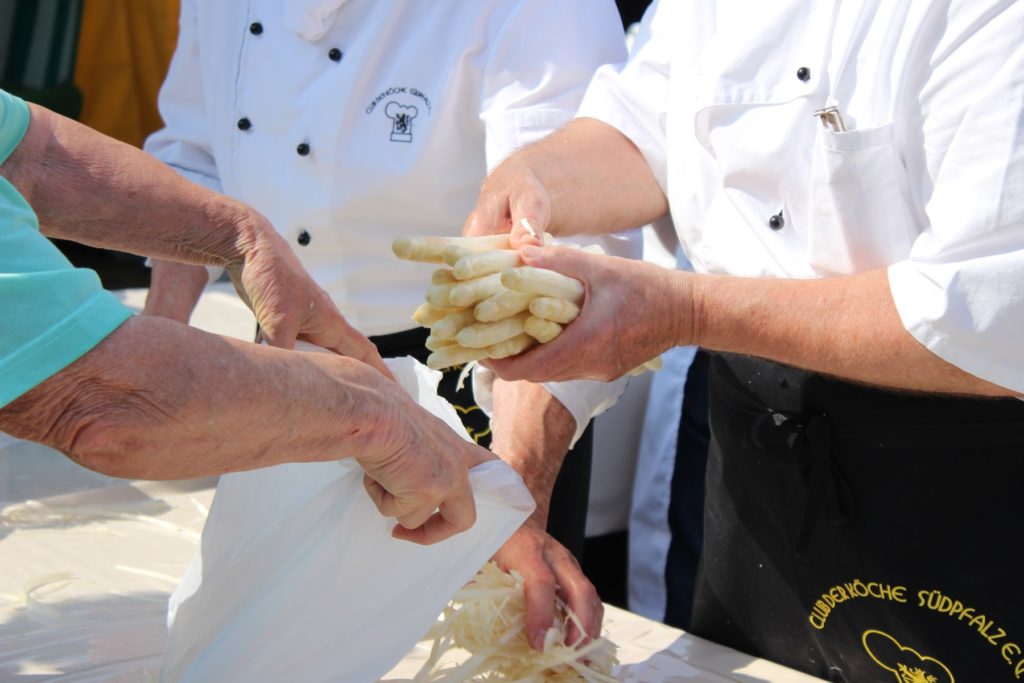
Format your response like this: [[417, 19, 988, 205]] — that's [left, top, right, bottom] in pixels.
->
[[392, 233, 661, 375]]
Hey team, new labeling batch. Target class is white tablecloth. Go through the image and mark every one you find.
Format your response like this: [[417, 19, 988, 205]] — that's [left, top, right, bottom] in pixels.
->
[[0, 289, 822, 682]]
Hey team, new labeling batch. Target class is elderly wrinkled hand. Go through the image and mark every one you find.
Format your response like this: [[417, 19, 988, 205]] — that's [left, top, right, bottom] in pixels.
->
[[492, 520, 603, 651], [356, 377, 498, 544], [485, 244, 689, 383], [462, 157, 550, 249], [230, 215, 390, 376], [462, 119, 668, 250]]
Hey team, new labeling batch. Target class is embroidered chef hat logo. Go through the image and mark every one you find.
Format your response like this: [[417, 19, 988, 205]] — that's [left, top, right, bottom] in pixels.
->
[[385, 102, 418, 142], [863, 630, 954, 683]]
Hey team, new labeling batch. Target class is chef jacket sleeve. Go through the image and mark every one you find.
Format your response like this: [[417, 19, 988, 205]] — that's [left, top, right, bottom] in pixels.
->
[[143, 0, 222, 195], [478, 0, 626, 172], [574, 0, 672, 194], [887, 1, 1024, 394]]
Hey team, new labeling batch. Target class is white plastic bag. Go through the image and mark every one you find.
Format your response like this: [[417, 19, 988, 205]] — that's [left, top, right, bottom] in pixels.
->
[[160, 355, 534, 683]]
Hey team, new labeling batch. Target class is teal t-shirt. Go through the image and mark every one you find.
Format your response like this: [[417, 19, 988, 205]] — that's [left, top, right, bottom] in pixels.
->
[[0, 90, 133, 409]]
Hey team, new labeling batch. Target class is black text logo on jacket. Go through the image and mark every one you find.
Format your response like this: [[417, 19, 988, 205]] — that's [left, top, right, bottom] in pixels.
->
[[365, 86, 433, 143], [385, 102, 417, 142]]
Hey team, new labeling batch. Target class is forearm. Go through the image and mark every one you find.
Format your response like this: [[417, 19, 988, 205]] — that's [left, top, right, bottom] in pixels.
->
[[489, 379, 576, 526], [0, 316, 393, 479], [684, 267, 1016, 397], [1, 103, 257, 268], [143, 260, 212, 323]]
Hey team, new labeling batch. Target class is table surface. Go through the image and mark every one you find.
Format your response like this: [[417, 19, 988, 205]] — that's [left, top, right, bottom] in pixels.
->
[[0, 289, 823, 682]]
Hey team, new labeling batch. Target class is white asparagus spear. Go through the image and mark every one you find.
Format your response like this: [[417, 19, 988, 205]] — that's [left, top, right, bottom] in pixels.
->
[[425, 334, 456, 352], [452, 250, 522, 281], [442, 245, 472, 267], [523, 316, 563, 344], [474, 290, 536, 322], [645, 356, 664, 372], [431, 308, 478, 341], [486, 333, 536, 359], [426, 344, 490, 370], [425, 281, 460, 308], [528, 297, 580, 324], [456, 313, 530, 349], [627, 356, 665, 376], [449, 272, 504, 307], [412, 302, 456, 327], [392, 234, 511, 263], [431, 268, 457, 285], [501, 266, 584, 303], [558, 242, 606, 255]]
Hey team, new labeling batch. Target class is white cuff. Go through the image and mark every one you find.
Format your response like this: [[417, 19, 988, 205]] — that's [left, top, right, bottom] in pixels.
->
[[888, 260, 1024, 394], [472, 365, 629, 448]]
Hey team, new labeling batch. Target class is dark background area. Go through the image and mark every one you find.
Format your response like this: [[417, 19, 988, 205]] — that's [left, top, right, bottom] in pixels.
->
[[616, 0, 651, 28], [52, 239, 152, 289]]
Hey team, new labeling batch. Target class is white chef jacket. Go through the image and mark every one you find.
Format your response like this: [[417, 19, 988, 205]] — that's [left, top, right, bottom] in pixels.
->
[[577, 0, 1024, 394], [144, 0, 635, 441]]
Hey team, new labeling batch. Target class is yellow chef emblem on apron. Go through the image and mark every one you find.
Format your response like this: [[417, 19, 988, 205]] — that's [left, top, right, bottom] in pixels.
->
[[863, 629, 954, 683], [452, 403, 492, 443]]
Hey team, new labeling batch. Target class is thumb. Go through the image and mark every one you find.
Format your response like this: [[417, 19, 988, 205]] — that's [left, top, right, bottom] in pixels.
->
[[463, 173, 551, 244], [258, 319, 299, 350], [301, 325, 394, 379], [226, 266, 301, 349], [252, 303, 300, 350], [508, 189, 550, 248], [296, 298, 394, 378], [462, 188, 513, 237], [519, 244, 595, 280]]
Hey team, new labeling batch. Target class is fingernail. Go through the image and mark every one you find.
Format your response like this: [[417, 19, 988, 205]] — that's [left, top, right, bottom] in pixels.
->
[[521, 244, 542, 259]]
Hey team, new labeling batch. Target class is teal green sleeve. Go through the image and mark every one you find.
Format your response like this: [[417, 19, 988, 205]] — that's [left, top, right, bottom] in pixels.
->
[[0, 89, 29, 165], [0, 89, 133, 409]]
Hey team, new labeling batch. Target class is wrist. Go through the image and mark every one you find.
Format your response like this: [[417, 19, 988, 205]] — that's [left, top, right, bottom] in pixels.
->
[[489, 380, 572, 524], [669, 270, 700, 348], [196, 195, 264, 269]]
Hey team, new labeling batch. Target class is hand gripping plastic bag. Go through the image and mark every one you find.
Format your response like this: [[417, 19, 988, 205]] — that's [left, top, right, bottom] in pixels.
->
[[160, 355, 534, 683]]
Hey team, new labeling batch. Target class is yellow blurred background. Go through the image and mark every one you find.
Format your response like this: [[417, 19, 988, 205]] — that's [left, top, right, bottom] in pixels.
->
[[0, 0, 179, 285], [74, 0, 179, 147]]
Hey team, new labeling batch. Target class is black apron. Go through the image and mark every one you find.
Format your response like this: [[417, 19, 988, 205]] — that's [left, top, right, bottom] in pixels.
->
[[664, 349, 711, 630], [369, 327, 593, 560], [691, 353, 1024, 682]]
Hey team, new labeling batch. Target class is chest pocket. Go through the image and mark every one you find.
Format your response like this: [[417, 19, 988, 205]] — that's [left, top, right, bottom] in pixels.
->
[[806, 121, 918, 276]]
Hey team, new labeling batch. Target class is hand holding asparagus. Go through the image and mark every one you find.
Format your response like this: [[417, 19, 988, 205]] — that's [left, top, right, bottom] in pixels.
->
[[393, 234, 661, 376]]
